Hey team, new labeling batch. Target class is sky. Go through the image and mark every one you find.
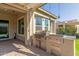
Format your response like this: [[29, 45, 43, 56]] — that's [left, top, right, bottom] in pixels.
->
[[41, 3, 79, 22]]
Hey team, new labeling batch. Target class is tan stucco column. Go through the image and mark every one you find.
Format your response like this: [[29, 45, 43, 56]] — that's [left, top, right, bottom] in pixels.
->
[[53, 20, 57, 34], [24, 9, 34, 46], [24, 12, 28, 46], [50, 19, 56, 34]]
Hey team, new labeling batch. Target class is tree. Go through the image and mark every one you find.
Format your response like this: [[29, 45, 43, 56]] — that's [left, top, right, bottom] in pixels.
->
[[57, 26, 65, 34], [65, 25, 76, 35]]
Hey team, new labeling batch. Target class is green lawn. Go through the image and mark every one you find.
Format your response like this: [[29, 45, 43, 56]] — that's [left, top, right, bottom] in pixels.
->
[[75, 38, 79, 56]]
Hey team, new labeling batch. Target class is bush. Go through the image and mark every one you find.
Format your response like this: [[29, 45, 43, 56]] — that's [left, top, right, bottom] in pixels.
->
[[76, 33, 79, 38], [57, 27, 65, 34], [65, 25, 76, 35], [57, 24, 76, 35]]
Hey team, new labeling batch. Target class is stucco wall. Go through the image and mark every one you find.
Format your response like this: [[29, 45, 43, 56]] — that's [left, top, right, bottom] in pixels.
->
[[0, 12, 17, 39], [0, 12, 25, 41], [16, 15, 25, 42]]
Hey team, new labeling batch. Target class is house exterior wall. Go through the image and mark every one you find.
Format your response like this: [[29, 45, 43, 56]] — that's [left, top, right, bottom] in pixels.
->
[[16, 16, 25, 42], [76, 25, 79, 33], [0, 9, 57, 46], [0, 12, 17, 39], [16, 9, 57, 45], [33, 10, 57, 34], [0, 11, 24, 41]]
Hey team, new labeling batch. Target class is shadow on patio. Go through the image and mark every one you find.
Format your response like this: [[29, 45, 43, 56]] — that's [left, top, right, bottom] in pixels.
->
[[0, 39, 49, 56]]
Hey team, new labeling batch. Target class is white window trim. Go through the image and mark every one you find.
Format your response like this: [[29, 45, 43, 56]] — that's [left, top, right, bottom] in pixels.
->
[[33, 12, 54, 33], [48, 19, 51, 32], [17, 16, 24, 37], [42, 18, 45, 31], [34, 12, 49, 19]]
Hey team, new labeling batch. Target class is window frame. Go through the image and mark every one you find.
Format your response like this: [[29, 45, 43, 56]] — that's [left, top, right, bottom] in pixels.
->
[[17, 16, 24, 36], [35, 15, 43, 33], [34, 12, 52, 33]]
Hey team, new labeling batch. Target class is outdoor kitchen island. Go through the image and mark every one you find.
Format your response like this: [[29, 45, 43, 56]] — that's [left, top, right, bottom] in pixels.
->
[[31, 33, 75, 56]]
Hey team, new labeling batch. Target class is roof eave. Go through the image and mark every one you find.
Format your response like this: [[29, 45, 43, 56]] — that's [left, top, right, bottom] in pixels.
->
[[38, 8, 57, 19]]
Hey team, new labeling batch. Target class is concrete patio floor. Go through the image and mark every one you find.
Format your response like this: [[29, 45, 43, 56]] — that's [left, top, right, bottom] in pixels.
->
[[0, 39, 49, 56]]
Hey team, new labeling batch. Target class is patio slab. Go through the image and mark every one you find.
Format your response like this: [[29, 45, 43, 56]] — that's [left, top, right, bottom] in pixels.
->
[[0, 39, 49, 56]]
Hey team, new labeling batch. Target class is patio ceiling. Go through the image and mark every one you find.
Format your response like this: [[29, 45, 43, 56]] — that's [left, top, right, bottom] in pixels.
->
[[0, 3, 44, 14]]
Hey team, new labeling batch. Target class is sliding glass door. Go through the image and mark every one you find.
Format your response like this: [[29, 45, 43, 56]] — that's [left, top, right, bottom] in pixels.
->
[[0, 20, 9, 39]]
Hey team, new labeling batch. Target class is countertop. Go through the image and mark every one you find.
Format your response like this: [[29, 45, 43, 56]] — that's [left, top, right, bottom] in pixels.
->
[[63, 35, 76, 40], [47, 33, 76, 40]]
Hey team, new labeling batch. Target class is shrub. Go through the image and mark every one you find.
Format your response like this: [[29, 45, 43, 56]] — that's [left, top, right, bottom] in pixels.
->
[[65, 25, 76, 35]]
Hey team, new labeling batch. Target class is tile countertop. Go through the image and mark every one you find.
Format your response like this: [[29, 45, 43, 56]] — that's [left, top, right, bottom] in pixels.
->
[[47, 33, 76, 40], [63, 35, 76, 40]]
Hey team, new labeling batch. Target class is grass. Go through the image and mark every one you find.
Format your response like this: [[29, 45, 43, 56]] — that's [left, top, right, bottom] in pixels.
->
[[75, 38, 79, 56]]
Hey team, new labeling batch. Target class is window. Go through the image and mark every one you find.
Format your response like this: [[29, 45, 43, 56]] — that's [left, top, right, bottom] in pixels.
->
[[35, 16, 42, 33], [0, 20, 9, 39], [18, 18, 24, 34], [35, 15, 51, 33], [45, 18, 49, 31]]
